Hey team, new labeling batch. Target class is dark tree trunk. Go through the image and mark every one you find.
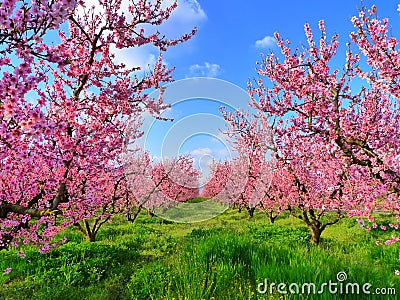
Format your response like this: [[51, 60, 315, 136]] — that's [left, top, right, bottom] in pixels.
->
[[290, 209, 343, 245], [87, 231, 96, 242], [268, 212, 276, 224], [74, 221, 97, 242], [84, 220, 97, 242], [309, 224, 323, 245], [247, 207, 255, 218], [128, 205, 143, 223], [267, 210, 277, 223]]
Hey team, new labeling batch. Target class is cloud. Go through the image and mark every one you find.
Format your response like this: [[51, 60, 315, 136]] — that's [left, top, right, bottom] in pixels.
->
[[189, 62, 221, 77], [255, 35, 276, 49], [216, 148, 230, 157], [160, 107, 182, 119], [163, 0, 207, 25], [111, 45, 158, 71], [110, 0, 207, 70], [191, 147, 213, 156]]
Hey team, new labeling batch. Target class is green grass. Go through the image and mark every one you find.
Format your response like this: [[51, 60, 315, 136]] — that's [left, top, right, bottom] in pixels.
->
[[153, 197, 229, 223], [1, 210, 399, 299]]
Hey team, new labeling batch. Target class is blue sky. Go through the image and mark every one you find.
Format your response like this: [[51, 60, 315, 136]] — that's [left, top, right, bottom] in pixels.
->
[[132, 0, 400, 175], [164, 0, 400, 85]]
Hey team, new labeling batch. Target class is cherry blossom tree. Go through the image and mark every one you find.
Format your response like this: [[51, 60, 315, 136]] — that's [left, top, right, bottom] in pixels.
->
[[68, 164, 134, 242], [151, 156, 199, 203], [245, 5, 400, 244], [257, 161, 288, 224], [220, 110, 275, 218], [0, 0, 195, 250], [222, 109, 353, 244], [124, 152, 199, 220], [200, 156, 249, 211], [201, 160, 230, 199], [122, 150, 154, 222]]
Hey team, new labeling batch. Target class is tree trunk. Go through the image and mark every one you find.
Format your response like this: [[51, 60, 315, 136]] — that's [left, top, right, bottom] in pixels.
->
[[268, 211, 276, 223], [248, 207, 255, 218], [128, 205, 142, 223], [292, 209, 343, 245], [74, 220, 97, 242], [83, 220, 97, 242], [309, 224, 322, 245], [87, 232, 96, 242]]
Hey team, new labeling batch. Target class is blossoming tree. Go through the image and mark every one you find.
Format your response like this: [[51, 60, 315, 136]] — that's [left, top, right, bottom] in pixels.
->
[[151, 156, 199, 203], [223, 110, 355, 244], [0, 0, 195, 250], [245, 5, 400, 243], [201, 110, 275, 217]]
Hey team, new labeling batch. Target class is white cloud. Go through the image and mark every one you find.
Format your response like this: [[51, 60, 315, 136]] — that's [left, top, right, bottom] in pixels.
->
[[189, 62, 221, 77], [255, 35, 276, 48], [191, 147, 213, 156], [111, 45, 158, 71], [160, 107, 182, 119], [210, 137, 220, 143], [107, 0, 207, 70], [216, 148, 230, 157], [163, 0, 207, 25]]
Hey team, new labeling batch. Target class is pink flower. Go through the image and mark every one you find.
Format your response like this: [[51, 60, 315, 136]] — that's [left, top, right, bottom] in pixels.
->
[[3, 268, 12, 275], [395, 270, 400, 276], [18, 251, 26, 258], [32, 35, 42, 44], [39, 243, 51, 254]]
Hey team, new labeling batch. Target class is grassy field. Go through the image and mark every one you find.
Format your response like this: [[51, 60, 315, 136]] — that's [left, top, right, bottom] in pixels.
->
[[1, 204, 399, 300]]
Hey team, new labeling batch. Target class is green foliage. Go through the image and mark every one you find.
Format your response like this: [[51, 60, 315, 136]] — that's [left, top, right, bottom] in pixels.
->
[[0, 237, 141, 299], [1, 211, 399, 300], [186, 197, 209, 203], [126, 262, 174, 300], [248, 224, 311, 246], [188, 227, 229, 238]]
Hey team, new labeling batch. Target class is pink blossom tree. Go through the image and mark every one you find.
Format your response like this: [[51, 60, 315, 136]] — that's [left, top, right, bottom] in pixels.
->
[[222, 109, 354, 244], [151, 156, 199, 204], [257, 161, 288, 224], [245, 5, 400, 244], [201, 160, 231, 199], [124, 152, 199, 220], [200, 156, 250, 211], [220, 110, 275, 218], [67, 164, 135, 242], [0, 0, 195, 250]]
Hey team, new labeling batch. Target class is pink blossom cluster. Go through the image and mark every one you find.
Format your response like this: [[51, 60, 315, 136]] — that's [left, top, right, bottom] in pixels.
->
[[124, 152, 199, 215]]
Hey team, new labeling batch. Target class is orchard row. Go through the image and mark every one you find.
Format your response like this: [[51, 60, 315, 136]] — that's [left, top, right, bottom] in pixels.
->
[[1, 1, 399, 251]]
